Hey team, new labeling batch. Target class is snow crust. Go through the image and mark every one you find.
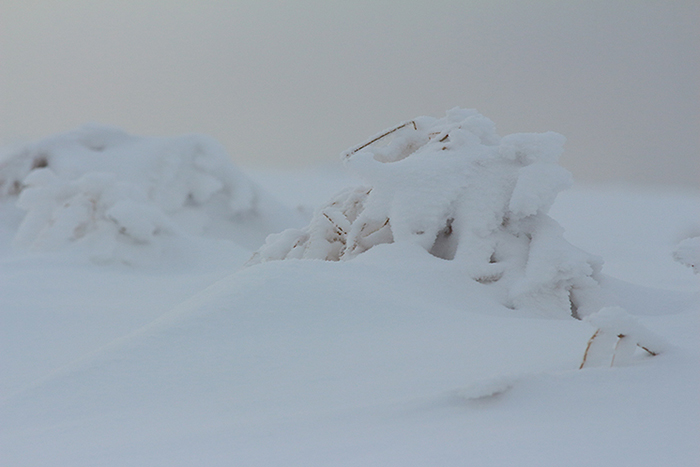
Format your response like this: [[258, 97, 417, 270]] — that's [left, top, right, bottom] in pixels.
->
[[252, 109, 602, 318], [0, 125, 304, 265]]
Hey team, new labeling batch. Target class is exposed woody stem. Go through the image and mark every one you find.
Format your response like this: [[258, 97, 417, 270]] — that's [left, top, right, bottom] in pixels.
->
[[637, 344, 658, 356], [579, 328, 601, 369], [345, 121, 418, 157], [610, 334, 626, 367]]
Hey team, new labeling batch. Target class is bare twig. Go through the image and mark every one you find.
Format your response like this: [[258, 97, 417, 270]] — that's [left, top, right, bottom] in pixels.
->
[[322, 212, 347, 237], [344, 121, 417, 157], [580, 328, 601, 369], [637, 344, 658, 356], [610, 334, 626, 367]]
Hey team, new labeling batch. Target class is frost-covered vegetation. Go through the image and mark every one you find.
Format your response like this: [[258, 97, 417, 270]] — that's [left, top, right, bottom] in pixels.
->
[[0, 125, 304, 264], [580, 306, 668, 369], [252, 109, 603, 318], [1, 112, 697, 466]]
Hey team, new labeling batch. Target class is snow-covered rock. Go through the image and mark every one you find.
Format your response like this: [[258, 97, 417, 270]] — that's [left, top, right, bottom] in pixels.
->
[[0, 124, 305, 264], [250, 108, 603, 318]]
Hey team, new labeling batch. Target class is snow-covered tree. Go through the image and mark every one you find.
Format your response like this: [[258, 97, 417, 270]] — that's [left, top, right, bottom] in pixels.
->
[[250, 108, 603, 319]]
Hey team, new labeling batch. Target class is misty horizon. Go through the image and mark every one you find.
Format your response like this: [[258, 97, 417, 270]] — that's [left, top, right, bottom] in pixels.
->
[[1, 1, 698, 188]]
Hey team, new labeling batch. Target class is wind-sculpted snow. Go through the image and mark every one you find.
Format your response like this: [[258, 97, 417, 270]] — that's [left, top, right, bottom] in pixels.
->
[[1, 161, 698, 466], [1, 242, 697, 467], [251, 109, 602, 318], [0, 125, 304, 265]]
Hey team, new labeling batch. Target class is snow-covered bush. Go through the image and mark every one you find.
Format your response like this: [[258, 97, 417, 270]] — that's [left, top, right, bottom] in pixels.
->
[[673, 236, 700, 274], [0, 124, 303, 264], [580, 306, 667, 368], [250, 108, 603, 318]]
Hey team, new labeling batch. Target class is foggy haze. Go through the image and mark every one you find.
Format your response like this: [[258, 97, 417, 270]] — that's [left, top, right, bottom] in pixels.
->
[[1, 1, 698, 188]]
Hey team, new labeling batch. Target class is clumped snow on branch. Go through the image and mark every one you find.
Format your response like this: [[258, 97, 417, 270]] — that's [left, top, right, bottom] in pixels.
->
[[0, 124, 302, 265], [251, 108, 603, 318]]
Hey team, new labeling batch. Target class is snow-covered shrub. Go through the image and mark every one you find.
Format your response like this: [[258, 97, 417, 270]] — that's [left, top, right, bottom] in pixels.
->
[[0, 124, 303, 264], [580, 307, 667, 368], [250, 108, 603, 318], [673, 236, 700, 274]]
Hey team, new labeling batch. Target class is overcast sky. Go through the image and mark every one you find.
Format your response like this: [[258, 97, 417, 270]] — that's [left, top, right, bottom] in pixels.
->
[[1, 1, 698, 187]]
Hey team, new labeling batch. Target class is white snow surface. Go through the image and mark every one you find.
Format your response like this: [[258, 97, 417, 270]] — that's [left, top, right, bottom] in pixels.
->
[[1, 122, 699, 466], [674, 236, 700, 274]]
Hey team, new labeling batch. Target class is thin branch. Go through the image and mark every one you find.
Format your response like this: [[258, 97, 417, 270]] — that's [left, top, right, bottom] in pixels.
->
[[344, 121, 417, 157], [580, 328, 601, 369], [610, 334, 626, 367], [322, 212, 347, 237], [637, 344, 658, 356]]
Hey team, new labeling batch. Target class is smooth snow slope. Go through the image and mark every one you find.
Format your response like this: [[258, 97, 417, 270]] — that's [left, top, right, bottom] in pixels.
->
[[1, 169, 698, 466]]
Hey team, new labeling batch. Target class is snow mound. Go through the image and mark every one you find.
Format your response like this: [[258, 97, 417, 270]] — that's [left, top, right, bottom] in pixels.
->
[[673, 236, 700, 274], [0, 124, 304, 264], [250, 108, 603, 318]]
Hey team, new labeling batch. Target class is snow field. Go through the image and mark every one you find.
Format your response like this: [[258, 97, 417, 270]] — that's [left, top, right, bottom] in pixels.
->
[[0, 114, 698, 466]]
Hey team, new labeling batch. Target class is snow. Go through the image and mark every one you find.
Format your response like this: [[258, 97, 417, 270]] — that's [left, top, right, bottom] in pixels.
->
[[0, 117, 698, 466], [674, 236, 700, 274], [0, 124, 306, 265]]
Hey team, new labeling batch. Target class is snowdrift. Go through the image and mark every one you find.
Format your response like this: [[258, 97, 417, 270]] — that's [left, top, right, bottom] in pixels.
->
[[1, 112, 698, 466], [252, 109, 603, 318], [1, 242, 697, 466], [0, 124, 305, 264]]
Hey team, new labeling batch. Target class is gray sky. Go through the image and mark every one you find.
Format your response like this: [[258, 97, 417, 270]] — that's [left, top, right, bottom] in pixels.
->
[[1, 1, 698, 187]]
